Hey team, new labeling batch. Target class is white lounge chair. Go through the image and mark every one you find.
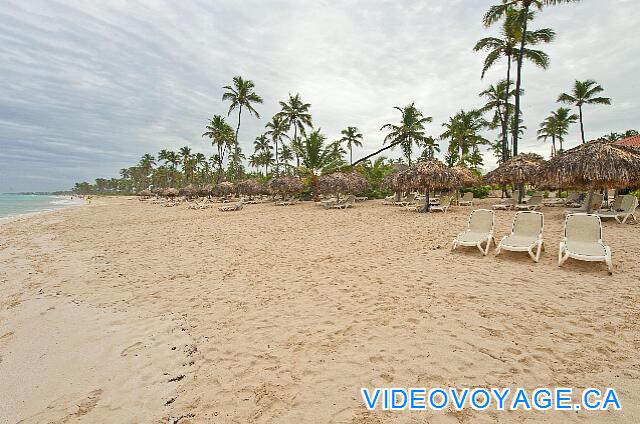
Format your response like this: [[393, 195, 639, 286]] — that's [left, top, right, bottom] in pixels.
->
[[597, 195, 638, 224], [458, 192, 474, 206], [452, 209, 495, 256], [493, 197, 517, 210], [394, 193, 416, 207], [516, 195, 543, 211], [218, 201, 243, 212], [333, 195, 356, 209], [559, 213, 612, 274], [495, 211, 544, 262], [566, 193, 603, 214], [430, 196, 452, 213]]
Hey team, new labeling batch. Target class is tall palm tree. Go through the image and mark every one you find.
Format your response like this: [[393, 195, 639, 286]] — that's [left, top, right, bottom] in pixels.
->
[[420, 136, 441, 159], [222, 76, 263, 146], [380, 103, 432, 165], [276, 94, 313, 166], [279, 143, 294, 174], [478, 80, 520, 161], [338, 126, 364, 165], [264, 115, 290, 176], [537, 118, 556, 158], [253, 134, 272, 154], [484, 1, 576, 154], [557, 79, 611, 143], [440, 110, 489, 168], [203, 115, 236, 181], [479, 5, 556, 156], [551, 107, 578, 153]]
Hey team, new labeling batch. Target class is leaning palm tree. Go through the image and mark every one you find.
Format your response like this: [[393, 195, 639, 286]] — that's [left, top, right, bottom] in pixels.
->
[[276, 94, 313, 166], [338, 126, 364, 165], [222, 76, 263, 145], [264, 115, 290, 175], [483, 0, 573, 155], [478, 80, 520, 162], [380, 103, 432, 166], [557, 79, 611, 144]]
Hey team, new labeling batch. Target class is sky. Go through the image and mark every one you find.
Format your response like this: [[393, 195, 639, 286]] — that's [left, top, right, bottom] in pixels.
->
[[0, 0, 638, 192]]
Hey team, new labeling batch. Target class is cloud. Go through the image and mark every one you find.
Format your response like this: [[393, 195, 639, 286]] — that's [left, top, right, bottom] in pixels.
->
[[0, 0, 638, 191]]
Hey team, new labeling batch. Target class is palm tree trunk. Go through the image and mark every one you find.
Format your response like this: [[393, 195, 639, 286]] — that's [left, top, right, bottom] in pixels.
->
[[235, 106, 242, 145], [350, 146, 353, 165], [351, 139, 403, 167], [294, 126, 300, 167], [551, 135, 556, 158], [512, 3, 530, 157], [275, 139, 279, 176], [579, 105, 585, 143], [503, 52, 513, 161]]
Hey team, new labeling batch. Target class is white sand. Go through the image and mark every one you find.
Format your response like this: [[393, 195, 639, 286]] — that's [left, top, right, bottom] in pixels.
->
[[0, 197, 638, 423]]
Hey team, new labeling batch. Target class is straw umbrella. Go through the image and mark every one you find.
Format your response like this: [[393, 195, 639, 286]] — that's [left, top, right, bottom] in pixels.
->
[[316, 172, 368, 202], [266, 176, 304, 199], [199, 184, 213, 198], [137, 189, 152, 198], [236, 179, 264, 198], [214, 181, 235, 198], [163, 187, 179, 198], [394, 158, 461, 212], [484, 153, 545, 203], [535, 139, 640, 212]]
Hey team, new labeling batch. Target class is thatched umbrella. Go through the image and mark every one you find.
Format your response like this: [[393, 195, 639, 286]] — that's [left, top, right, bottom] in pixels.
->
[[394, 158, 461, 212], [214, 181, 235, 197], [266, 176, 304, 198], [535, 139, 640, 212], [163, 187, 179, 198], [316, 172, 368, 202], [199, 185, 213, 198], [137, 189, 153, 198], [484, 153, 545, 202], [236, 179, 263, 197], [452, 166, 480, 187], [179, 184, 198, 199]]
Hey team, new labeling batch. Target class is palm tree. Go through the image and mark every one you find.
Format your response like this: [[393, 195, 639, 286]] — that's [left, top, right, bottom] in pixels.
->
[[551, 107, 578, 153], [478, 80, 520, 162], [557, 79, 611, 143], [253, 134, 271, 154], [420, 136, 441, 159], [279, 143, 294, 174], [265, 115, 290, 175], [297, 130, 344, 199], [276, 94, 313, 166], [222, 76, 263, 146], [479, 5, 556, 156], [257, 150, 275, 175], [380, 103, 432, 165], [203, 115, 236, 181], [440, 110, 489, 168], [537, 118, 556, 158], [338, 126, 364, 165]]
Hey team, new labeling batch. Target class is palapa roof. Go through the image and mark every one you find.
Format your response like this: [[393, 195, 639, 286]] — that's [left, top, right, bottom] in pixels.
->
[[394, 158, 461, 190], [316, 172, 369, 194], [214, 181, 235, 196], [535, 139, 640, 189], [266, 176, 304, 195], [484, 153, 545, 185], [137, 189, 153, 197], [163, 187, 179, 197], [236, 179, 264, 195], [452, 166, 480, 187]]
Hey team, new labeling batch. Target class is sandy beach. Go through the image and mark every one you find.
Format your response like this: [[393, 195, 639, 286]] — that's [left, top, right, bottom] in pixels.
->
[[1, 197, 639, 423]]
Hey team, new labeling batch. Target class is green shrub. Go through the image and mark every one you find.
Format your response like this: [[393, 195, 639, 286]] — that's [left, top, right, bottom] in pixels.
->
[[461, 186, 491, 199]]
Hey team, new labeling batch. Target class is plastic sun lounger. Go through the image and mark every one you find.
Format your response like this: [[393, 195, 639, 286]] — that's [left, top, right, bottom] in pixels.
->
[[430, 196, 452, 213], [452, 209, 495, 256], [559, 213, 612, 274], [218, 202, 243, 212], [394, 193, 416, 207], [515, 195, 543, 211], [493, 198, 517, 210], [458, 192, 474, 206], [495, 211, 544, 262], [597, 195, 638, 224]]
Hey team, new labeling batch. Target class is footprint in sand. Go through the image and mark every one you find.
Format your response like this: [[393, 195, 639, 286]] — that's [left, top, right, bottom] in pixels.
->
[[120, 341, 144, 357]]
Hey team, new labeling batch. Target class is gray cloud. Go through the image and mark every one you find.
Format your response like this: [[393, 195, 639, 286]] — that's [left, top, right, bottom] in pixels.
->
[[0, 0, 638, 191]]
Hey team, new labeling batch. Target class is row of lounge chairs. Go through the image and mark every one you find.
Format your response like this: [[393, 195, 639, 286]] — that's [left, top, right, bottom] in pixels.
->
[[384, 192, 474, 212], [452, 209, 614, 274]]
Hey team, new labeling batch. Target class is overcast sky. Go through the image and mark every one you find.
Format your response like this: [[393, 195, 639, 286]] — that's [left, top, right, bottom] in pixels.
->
[[0, 0, 638, 192]]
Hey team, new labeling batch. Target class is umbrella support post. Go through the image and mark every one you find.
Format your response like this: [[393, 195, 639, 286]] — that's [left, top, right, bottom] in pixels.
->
[[418, 187, 430, 213], [586, 188, 595, 213]]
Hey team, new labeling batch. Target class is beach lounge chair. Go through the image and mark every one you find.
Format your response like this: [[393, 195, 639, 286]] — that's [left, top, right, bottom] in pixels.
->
[[333, 195, 356, 209], [516, 195, 543, 211], [355, 196, 368, 202], [495, 211, 544, 262], [394, 193, 416, 207], [558, 213, 612, 274], [598, 195, 624, 213], [597, 195, 638, 224], [493, 198, 517, 210], [458, 192, 474, 206], [566, 193, 603, 214], [563, 191, 583, 208], [452, 209, 495, 256], [430, 196, 452, 213], [218, 201, 243, 212]]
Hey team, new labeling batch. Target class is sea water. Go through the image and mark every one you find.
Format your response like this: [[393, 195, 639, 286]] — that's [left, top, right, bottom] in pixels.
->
[[0, 193, 83, 220]]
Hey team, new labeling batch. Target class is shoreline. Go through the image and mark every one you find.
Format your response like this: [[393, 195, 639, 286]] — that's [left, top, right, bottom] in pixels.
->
[[1, 197, 639, 422], [0, 195, 85, 226]]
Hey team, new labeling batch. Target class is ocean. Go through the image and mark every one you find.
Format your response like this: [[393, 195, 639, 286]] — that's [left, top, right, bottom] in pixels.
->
[[0, 193, 83, 220]]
